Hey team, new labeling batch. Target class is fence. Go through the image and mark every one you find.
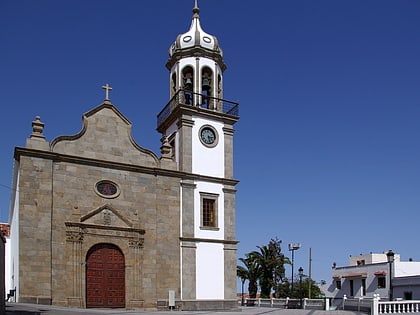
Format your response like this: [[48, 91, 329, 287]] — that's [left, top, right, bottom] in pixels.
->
[[333, 295, 420, 315], [372, 295, 420, 315], [241, 298, 327, 310], [241, 296, 420, 314]]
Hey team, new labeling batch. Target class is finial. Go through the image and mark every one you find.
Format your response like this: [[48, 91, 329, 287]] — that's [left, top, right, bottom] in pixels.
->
[[160, 135, 173, 159], [193, 0, 200, 16], [102, 83, 113, 101], [30, 116, 45, 139]]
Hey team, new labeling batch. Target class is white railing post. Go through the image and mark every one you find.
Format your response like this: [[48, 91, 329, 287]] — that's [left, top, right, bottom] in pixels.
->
[[371, 294, 379, 315], [325, 297, 330, 311], [343, 294, 347, 310]]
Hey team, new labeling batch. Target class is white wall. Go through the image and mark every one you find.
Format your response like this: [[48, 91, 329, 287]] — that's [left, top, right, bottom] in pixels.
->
[[192, 117, 224, 178], [395, 261, 420, 277], [196, 242, 224, 299]]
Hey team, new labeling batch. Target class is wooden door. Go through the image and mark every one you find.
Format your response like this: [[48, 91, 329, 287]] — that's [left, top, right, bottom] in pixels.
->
[[86, 243, 125, 308]]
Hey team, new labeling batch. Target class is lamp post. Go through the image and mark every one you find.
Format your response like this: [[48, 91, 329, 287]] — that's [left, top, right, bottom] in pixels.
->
[[298, 267, 304, 309], [387, 250, 395, 301], [240, 278, 245, 306], [289, 243, 301, 296]]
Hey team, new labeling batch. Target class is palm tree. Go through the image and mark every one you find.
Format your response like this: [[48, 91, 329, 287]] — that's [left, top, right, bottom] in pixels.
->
[[248, 238, 290, 298], [237, 265, 248, 305], [237, 255, 260, 299]]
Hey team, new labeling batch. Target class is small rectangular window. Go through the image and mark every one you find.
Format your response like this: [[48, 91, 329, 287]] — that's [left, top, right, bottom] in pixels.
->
[[378, 277, 386, 289], [200, 193, 219, 229], [203, 198, 215, 227], [336, 280, 342, 290], [404, 291, 413, 300], [350, 280, 354, 296]]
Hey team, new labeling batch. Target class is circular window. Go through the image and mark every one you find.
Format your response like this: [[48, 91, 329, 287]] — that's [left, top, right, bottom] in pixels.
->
[[95, 180, 120, 198]]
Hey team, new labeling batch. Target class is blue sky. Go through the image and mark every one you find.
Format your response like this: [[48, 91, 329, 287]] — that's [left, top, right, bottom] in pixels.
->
[[1, 1, 420, 286]]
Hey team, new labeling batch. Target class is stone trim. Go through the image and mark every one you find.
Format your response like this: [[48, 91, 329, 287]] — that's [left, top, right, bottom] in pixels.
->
[[14, 147, 239, 186], [180, 237, 238, 245], [65, 222, 145, 248], [222, 187, 237, 194], [180, 299, 238, 311]]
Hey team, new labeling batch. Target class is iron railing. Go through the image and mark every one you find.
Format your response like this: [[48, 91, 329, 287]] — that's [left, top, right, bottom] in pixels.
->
[[157, 89, 239, 128]]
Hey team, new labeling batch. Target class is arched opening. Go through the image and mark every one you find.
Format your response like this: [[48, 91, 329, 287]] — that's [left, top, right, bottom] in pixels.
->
[[171, 72, 177, 96], [86, 243, 125, 308], [201, 67, 213, 108], [182, 66, 194, 105]]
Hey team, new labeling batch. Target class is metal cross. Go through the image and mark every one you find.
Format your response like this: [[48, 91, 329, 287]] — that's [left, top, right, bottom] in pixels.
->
[[102, 83, 112, 100]]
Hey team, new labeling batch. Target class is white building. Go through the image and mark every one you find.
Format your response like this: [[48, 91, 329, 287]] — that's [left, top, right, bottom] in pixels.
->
[[323, 252, 420, 300], [0, 223, 11, 301]]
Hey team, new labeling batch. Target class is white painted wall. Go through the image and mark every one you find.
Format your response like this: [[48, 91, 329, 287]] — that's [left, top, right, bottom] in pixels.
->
[[192, 117, 224, 178], [395, 261, 420, 277], [4, 237, 11, 296], [9, 170, 20, 301], [196, 242, 224, 299]]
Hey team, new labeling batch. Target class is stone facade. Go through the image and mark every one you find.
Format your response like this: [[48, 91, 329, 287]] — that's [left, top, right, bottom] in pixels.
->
[[10, 100, 239, 310], [12, 103, 184, 309]]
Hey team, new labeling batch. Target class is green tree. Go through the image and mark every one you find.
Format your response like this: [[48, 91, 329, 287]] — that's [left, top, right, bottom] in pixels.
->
[[238, 238, 324, 300], [244, 238, 290, 298], [237, 265, 248, 305], [237, 255, 260, 299], [299, 278, 325, 299]]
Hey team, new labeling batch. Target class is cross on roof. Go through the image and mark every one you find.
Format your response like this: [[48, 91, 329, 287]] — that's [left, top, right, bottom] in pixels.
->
[[102, 83, 112, 100]]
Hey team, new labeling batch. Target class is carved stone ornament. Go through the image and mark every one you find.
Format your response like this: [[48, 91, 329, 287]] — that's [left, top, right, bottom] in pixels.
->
[[66, 230, 84, 242], [129, 238, 144, 249]]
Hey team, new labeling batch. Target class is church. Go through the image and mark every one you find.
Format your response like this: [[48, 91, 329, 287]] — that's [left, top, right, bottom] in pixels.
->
[[8, 2, 239, 310]]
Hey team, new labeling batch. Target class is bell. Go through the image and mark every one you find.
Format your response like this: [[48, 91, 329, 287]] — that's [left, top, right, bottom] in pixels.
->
[[202, 78, 211, 90], [185, 78, 192, 86]]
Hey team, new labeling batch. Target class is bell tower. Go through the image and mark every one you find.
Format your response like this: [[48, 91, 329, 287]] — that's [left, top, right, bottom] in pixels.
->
[[157, 1, 240, 310]]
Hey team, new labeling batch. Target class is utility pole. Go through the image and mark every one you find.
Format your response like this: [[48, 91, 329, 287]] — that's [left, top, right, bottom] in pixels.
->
[[308, 248, 312, 299]]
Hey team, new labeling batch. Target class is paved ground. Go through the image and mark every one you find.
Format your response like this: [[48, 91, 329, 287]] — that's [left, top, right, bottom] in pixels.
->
[[5, 303, 367, 315]]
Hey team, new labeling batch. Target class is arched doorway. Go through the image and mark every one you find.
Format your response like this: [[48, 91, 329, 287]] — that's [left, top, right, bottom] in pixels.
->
[[86, 243, 125, 308]]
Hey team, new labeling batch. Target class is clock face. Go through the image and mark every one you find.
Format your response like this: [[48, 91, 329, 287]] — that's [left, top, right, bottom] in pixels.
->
[[200, 126, 217, 146]]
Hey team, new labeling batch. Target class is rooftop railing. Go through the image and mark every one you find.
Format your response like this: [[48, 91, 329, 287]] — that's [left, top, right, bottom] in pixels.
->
[[157, 89, 239, 128]]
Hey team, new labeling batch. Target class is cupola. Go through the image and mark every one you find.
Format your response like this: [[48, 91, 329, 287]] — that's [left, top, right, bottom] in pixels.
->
[[166, 1, 226, 72]]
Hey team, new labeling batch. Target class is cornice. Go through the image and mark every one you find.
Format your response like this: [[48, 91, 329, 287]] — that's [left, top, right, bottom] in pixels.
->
[[14, 147, 239, 186], [180, 236, 239, 245]]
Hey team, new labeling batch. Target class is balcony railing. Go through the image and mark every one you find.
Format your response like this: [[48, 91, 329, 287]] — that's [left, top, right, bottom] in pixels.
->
[[157, 89, 239, 128]]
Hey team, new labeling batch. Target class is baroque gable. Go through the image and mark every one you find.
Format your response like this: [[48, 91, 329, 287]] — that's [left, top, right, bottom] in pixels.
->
[[50, 102, 159, 167]]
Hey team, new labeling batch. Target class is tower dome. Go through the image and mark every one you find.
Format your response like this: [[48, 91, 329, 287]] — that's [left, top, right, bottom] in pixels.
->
[[166, 1, 225, 71]]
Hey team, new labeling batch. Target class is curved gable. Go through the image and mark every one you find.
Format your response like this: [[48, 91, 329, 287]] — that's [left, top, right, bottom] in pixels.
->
[[51, 102, 159, 167]]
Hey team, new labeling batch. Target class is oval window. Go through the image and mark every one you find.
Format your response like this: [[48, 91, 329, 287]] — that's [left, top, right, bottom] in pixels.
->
[[183, 35, 192, 42], [95, 180, 120, 198]]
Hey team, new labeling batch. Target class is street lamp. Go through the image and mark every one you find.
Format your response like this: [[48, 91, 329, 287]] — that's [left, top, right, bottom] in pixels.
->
[[289, 243, 301, 296], [298, 267, 304, 309], [387, 250, 395, 301], [240, 278, 245, 306]]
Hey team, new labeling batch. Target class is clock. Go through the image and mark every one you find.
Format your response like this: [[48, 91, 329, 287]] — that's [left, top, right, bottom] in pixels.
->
[[199, 126, 217, 147]]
